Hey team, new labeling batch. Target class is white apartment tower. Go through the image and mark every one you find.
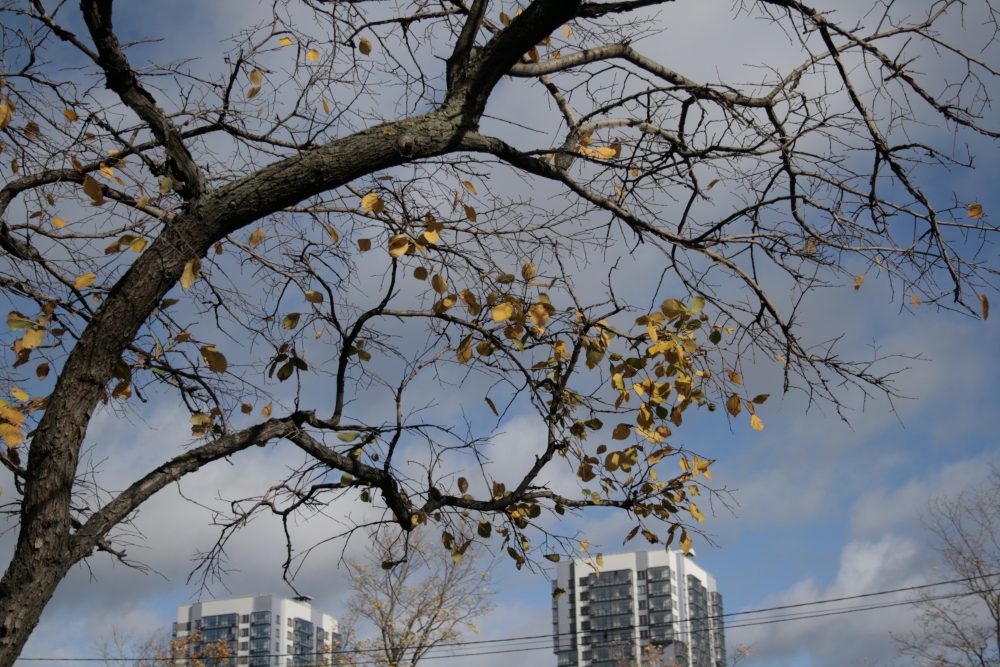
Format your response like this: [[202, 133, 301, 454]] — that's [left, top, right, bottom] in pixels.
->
[[552, 550, 725, 667], [173, 594, 340, 667]]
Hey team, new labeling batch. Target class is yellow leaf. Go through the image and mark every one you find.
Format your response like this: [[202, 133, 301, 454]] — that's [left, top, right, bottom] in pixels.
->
[[180, 257, 200, 291], [261, 402, 273, 418], [463, 204, 477, 222], [74, 273, 97, 289], [63, 108, 78, 122], [246, 86, 261, 99], [690, 502, 705, 523], [278, 36, 294, 46], [431, 274, 448, 294], [491, 302, 514, 323], [967, 203, 984, 219], [306, 48, 320, 62], [99, 164, 114, 179], [322, 98, 330, 114], [21, 328, 45, 349], [456, 342, 473, 364], [0, 406, 25, 426], [563, 24, 572, 38], [11, 387, 29, 402], [241, 402, 253, 414], [282, 313, 300, 330], [854, 274, 866, 291], [750, 414, 764, 431], [726, 394, 742, 417], [357, 238, 372, 252], [0, 102, 12, 130], [423, 228, 440, 244], [0, 423, 23, 447], [51, 217, 66, 229], [128, 237, 147, 253], [462, 180, 477, 195], [727, 369, 742, 385], [249, 68, 264, 85], [358, 37, 372, 55], [249, 227, 265, 249], [680, 530, 693, 555], [304, 290, 324, 303], [499, 11, 511, 25], [326, 225, 339, 244], [388, 234, 410, 258], [200, 346, 228, 373], [521, 260, 537, 281], [361, 192, 384, 213], [981, 293, 990, 320], [910, 294, 921, 308]]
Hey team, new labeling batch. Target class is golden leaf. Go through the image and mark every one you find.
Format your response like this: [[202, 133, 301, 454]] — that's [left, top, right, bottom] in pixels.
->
[[99, 164, 114, 179], [491, 302, 514, 323], [326, 225, 339, 244], [21, 328, 45, 349], [304, 290, 324, 303], [750, 414, 764, 431], [180, 257, 200, 291], [388, 234, 410, 258], [522, 260, 537, 281], [462, 180, 477, 195], [431, 274, 448, 294], [74, 273, 96, 289], [500, 11, 511, 25], [241, 403, 253, 414], [910, 294, 921, 308], [249, 68, 264, 85], [854, 274, 866, 291], [456, 342, 473, 364], [360, 192, 384, 213], [726, 394, 742, 417], [463, 204, 477, 222], [128, 237, 147, 253], [563, 24, 572, 38], [0, 102, 12, 130], [981, 293, 990, 320], [51, 217, 66, 229], [249, 227, 265, 249], [63, 108, 78, 123], [0, 406, 25, 426], [11, 387, 29, 402], [305, 48, 319, 62], [261, 402, 273, 418], [967, 203, 984, 219], [278, 36, 294, 46], [0, 423, 24, 447], [680, 530, 692, 555], [246, 86, 261, 100], [727, 369, 742, 385], [200, 345, 227, 373], [359, 37, 372, 55], [282, 313, 300, 330], [422, 228, 440, 244], [690, 502, 705, 523]]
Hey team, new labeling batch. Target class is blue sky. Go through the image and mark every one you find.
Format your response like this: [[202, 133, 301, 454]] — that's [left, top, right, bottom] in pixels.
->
[[1, 2, 998, 667]]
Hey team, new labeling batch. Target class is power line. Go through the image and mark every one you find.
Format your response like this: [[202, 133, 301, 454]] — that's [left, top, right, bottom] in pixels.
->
[[15, 570, 997, 664]]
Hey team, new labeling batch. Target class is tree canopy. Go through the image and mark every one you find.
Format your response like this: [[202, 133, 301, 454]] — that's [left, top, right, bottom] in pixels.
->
[[0, 0, 997, 664]]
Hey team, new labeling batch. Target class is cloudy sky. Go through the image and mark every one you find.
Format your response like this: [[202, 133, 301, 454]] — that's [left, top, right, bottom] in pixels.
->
[[2, 2, 998, 667]]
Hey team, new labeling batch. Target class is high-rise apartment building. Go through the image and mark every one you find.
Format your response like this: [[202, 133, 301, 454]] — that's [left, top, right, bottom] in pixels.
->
[[173, 594, 340, 667], [551, 550, 725, 667]]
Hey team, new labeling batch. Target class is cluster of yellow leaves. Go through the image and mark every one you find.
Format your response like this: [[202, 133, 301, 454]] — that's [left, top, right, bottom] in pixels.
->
[[0, 390, 29, 448]]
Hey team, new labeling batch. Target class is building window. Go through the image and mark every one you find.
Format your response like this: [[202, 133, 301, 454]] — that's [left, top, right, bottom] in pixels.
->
[[240, 629, 249, 637], [241, 614, 250, 624], [640, 630, 649, 639], [639, 600, 646, 609], [637, 571, 646, 579]]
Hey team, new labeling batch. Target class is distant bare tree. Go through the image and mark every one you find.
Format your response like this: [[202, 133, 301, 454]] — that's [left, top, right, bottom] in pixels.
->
[[100, 629, 232, 667], [894, 467, 1000, 666], [336, 531, 494, 667]]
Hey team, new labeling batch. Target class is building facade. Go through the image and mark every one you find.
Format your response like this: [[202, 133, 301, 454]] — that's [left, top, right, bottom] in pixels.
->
[[552, 550, 726, 667], [173, 594, 340, 667]]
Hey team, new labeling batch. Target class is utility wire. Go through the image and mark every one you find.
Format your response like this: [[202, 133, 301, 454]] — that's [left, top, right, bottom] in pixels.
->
[[15, 570, 998, 664]]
